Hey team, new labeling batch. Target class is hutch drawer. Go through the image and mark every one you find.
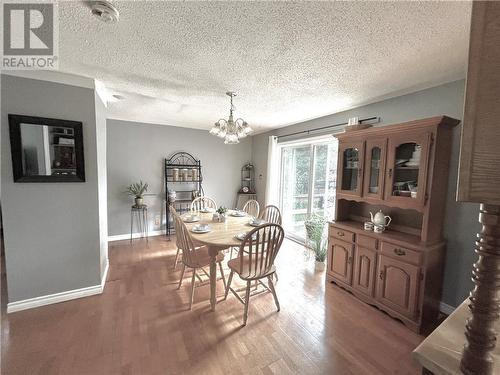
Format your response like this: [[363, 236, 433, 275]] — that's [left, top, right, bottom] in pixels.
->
[[330, 227, 355, 243], [380, 242, 421, 265]]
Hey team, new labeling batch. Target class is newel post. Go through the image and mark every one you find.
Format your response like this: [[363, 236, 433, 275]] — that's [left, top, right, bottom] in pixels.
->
[[460, 204, 500, 375]]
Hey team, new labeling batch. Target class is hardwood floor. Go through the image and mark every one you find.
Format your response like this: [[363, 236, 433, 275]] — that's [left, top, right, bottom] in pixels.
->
[[1, 236, 423, 374]]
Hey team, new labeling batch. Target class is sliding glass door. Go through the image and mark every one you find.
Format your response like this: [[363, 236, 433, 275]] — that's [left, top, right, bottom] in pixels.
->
[[279, 138, 338, 241]]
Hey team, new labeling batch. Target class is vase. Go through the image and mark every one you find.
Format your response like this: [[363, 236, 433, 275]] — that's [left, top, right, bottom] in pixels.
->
[[315, 261, 326, 271], [135, 197, 143, 207]]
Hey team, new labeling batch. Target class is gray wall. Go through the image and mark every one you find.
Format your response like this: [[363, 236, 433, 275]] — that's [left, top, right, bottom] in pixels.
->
[[95, 92, 108, 278], [1, 74, 104, 302], [252, 79, 479, 307], [107, 120, 252, 236]]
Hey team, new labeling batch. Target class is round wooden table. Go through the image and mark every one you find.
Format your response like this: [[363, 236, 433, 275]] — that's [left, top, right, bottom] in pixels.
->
[[183, 211, 254, 311]]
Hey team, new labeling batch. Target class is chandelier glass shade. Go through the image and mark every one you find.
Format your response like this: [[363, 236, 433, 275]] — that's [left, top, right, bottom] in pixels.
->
[[209, 92, 252, 144]]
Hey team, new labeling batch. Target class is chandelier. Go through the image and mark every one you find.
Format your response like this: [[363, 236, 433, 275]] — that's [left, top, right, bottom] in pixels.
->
[[209, 91, 252, 144]]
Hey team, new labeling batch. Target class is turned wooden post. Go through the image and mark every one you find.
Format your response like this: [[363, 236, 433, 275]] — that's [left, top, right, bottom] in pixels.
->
[[460, 204, 500, 375]]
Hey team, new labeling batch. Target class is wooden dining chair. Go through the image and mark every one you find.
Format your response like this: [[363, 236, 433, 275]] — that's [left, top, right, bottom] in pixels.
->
[[259, 205, 282, 225], [242, 199, 260, 218], [191, 196, 217, 212], [170, 205, 183, 269], [175, 214, 226, 310], [224, 223, 285, 325]]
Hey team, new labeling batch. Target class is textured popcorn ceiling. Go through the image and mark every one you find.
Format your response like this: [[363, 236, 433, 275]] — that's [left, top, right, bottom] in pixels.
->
[[59, 1, 471, 132]]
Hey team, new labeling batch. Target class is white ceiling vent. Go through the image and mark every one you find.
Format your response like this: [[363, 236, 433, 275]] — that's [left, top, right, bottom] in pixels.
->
[[91, 1, 119, 23]]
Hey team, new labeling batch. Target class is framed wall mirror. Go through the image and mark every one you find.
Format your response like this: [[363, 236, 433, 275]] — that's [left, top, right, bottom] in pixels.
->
[[8, 114, 85, 182]]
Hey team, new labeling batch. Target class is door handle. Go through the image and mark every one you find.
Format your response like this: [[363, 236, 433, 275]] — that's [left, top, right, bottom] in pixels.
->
[[388, 168, 393, 178], [347, 256, 353, 264], [379, 270, 385, 280]]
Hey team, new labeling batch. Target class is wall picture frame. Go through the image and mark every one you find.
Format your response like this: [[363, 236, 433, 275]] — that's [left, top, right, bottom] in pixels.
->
[[8, 114, 86, 182]]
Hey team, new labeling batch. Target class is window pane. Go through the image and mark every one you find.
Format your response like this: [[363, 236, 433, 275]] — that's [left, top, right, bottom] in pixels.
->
[[281, 146, 311, 239], [280, 139, 339, 241], [312, 142, 338, 219]]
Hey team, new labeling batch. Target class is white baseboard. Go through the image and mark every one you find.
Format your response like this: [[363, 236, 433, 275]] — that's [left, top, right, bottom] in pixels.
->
[[7, 259, 110, 314], [101, 259, 109, 290], [108, 229, 166, 242], [439, 301, 456, 315]]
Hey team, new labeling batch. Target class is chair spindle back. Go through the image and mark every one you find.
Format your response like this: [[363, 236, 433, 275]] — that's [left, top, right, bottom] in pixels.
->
[[243, 199, 260, 218], [237, 224, 284, 279], [259, 205, 282, 225], [191, 196, 217, 212]]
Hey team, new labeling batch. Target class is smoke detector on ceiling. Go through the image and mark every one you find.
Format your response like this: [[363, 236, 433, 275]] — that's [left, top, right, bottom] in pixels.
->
[[91, 1, 119, 23]]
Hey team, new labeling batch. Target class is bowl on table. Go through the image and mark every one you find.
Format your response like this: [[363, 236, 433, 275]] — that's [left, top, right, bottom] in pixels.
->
[[248, 218, 265, 227], [183, 214, 200, 223], [235, 231, 258, 241], [191, 223, 211, 233], [230, 210, 247, 217]]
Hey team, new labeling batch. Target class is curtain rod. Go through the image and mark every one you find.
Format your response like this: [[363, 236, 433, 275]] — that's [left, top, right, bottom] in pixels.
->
[[276, 116, 380, 140]]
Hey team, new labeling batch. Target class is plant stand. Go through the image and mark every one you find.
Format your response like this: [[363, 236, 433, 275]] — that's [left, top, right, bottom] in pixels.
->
[[130, 204, 148, 243]]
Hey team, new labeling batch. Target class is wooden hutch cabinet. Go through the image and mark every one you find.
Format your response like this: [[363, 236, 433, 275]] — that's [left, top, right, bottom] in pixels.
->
[[327, 116, 460, 333]]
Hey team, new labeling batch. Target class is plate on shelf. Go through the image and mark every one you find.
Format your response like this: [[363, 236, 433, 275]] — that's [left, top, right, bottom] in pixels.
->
[[395, 159, 409, 166], [191, 224, 211, 234], [199, 208, 215, 213], [235, 231, 257, 241]]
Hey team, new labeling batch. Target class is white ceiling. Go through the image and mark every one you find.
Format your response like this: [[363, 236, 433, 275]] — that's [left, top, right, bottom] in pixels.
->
[[58, 1, 472, 133]]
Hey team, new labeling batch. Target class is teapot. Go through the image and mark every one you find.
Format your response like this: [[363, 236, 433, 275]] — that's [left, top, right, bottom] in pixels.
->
[[369, 210, 392, 227]]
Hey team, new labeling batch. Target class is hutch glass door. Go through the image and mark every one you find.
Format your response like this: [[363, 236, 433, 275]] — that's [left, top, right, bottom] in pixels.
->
[[385, 133, 430, 208], [363, 139, 386, 200], [338, 141, 364, 197]]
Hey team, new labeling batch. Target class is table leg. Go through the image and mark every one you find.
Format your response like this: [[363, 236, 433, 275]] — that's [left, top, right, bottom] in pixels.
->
[[208, 246, 220, 312], [210, 253, 217, 311]]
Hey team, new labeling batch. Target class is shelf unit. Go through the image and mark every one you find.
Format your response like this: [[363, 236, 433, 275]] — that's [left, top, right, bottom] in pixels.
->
[[328, 116, 460, 333], [164, 152, 203, 237]]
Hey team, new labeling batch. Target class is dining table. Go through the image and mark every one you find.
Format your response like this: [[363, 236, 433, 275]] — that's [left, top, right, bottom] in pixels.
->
[[182, 210, 257, 311]]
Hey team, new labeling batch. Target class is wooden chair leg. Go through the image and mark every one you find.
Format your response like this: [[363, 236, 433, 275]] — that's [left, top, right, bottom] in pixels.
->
[[225, 270, 234, 300], [173, 247, 181, 269], [218, 261, 227, 290], [243, 280, 251, 326], [177, 263, 186, 290], [268, 275, 280, 312], [189, 269, 197, 310]]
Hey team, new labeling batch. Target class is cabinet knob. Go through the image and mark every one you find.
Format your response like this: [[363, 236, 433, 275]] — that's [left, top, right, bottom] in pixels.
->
[[379, 270, 385, 280], [393, 248, 406, 256], [337, 231, 344, 237], [388, 168, 393, 178], [347, 256, 353, 264]]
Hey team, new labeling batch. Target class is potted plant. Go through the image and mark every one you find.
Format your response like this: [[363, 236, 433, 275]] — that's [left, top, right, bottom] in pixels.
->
[[126, 180, 149, 207], [304, 214, 328, 270], [215, 206, 228, 222]]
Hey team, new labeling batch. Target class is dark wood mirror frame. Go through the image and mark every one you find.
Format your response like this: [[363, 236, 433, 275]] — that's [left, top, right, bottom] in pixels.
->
[[8, 114, 86, 182]]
